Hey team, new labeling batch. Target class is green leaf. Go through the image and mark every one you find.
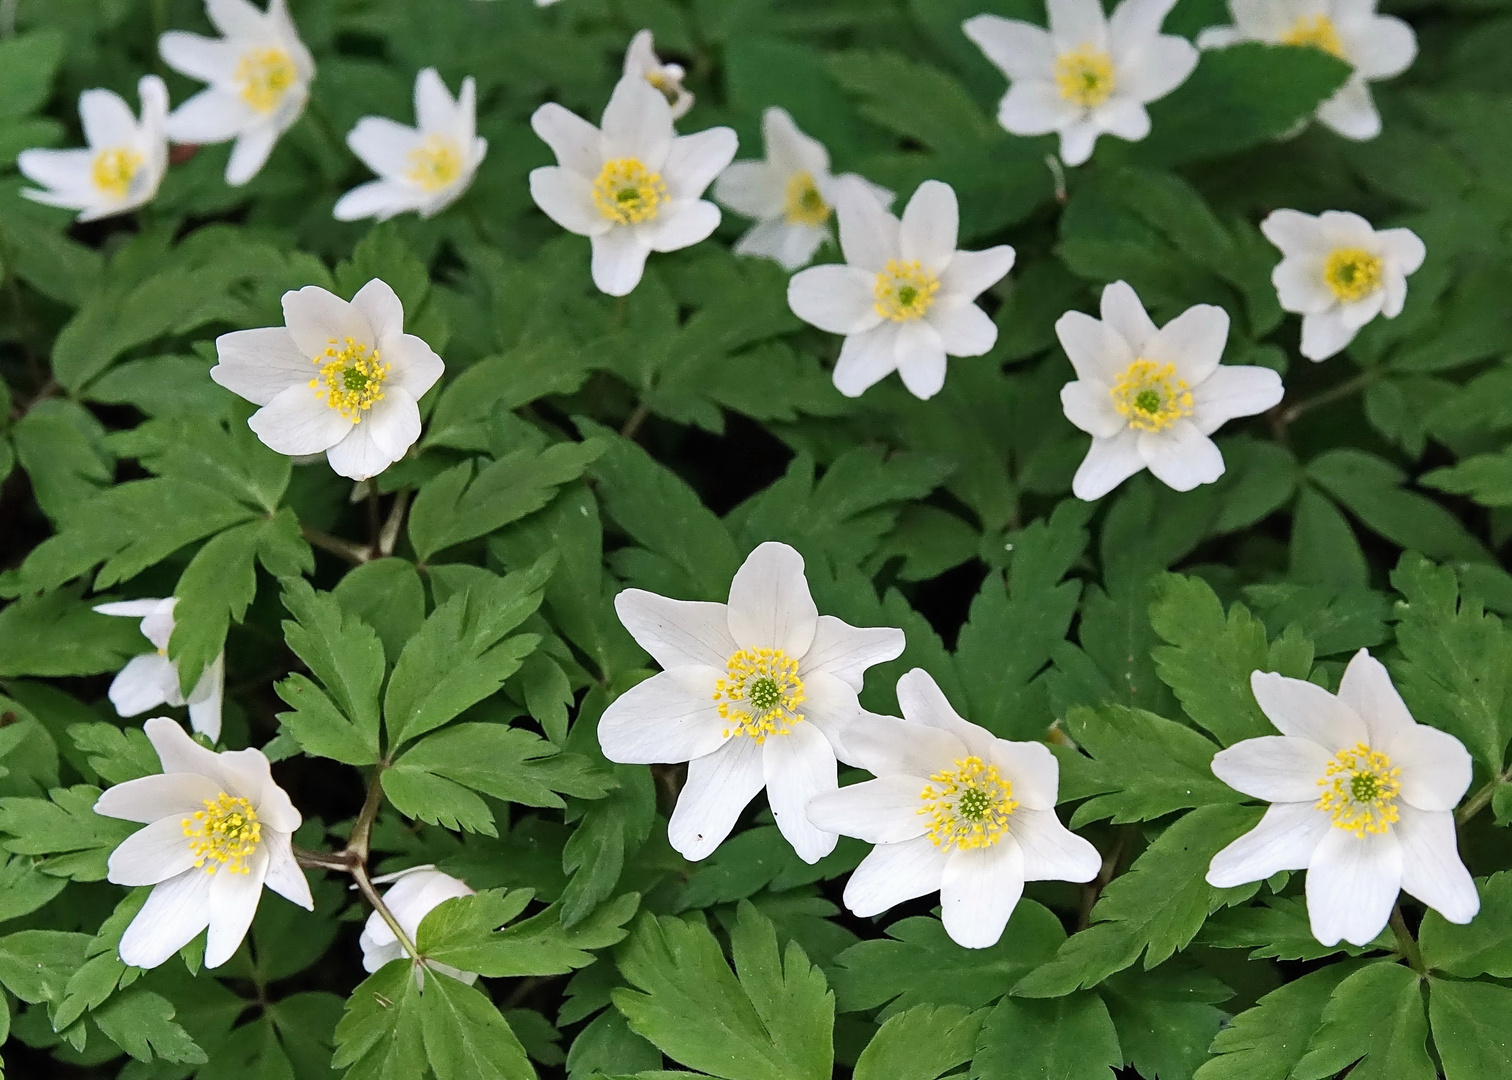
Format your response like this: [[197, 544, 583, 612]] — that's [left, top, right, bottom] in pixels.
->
[[825, 49, 999, 153], [94, 988, 208, 1065], [852, 1004, 983, 1080], [111, 413, 291, 514], [168, 518, 262, 692], [332, 558, 426, 665], [420, 972, 537, 1080], [1291, 961, 1432, 1080], [332, 961, 428, 1080], [970, 992, 1122, 1080], [0, 929, 89, 1005], [0, 786, 135, 881], [1202, 895, 1385, 961], [1428, 977, 1512, 1080], [425, 340, 593, 452], [274, 673, 381, 766], [1422, 446, 1512, 507], [66, 723, 158, 785], [279, 577, 386, 754], [1193, 964, 1356, 1080], [0, 31, 64, 116], [1102, 967, 1230, 1080], [612, 901, 834, 1080], [1290, 486, 1370, 589], [0, 588, 144, 678], [10, 399, 113, 526], [0, 854, 66, 924], [419, 890, 637, 978], [1420, 871, 1512, 978]]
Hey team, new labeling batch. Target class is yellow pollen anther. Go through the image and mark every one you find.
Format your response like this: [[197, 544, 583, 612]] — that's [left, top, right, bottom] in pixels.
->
[[1323, 248, 1384, 303], [784, 171, 831, 227], [646, 71, 681, 107], [1110, 358, 1194, 433], [919, 756, 1017, 850], [310, 336, 390, 423], [182, 793, 262, 875], [714, 648, 806, 742], [1282, 14, 1346, 58], [1317, 743, 1401, 837], [92, 147, 142, 200], [592, 157, 667, 225], [1055, 45, 1116, 108], [236, 47, 298, 114], [405, 135, 464, 192], [874, 259, 940, 322]]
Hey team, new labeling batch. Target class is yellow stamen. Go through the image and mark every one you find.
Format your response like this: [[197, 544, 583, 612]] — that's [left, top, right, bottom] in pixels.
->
[[406, 135, 464, 192], [1282, 14, 1346, 58], [874, 259, 940, 322], [1055, 45, 1116, 108], [92, 147, 142, 200], [1317, 743, 1401, 837], [1109, 358, 1194, 433], [646, 71, 681, 108], [1323, 248, 1383, 303], [919, 756, 1017, 850], [236, 47, 298, 114], [182, 793, 262, 875], [592, 157, 667, 225], [714, 648, 806, 742], [310, 336, 390, 423], [784, 171, 831, 227]]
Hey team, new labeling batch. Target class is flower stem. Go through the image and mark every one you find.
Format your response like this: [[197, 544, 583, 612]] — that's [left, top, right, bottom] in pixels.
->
[[1271, 368, 1378, 437], [621, 403, 649, 440], [301, 525, 371, 565], [1389, 903, 1426, 975], [1457, 768, 1511, 825]]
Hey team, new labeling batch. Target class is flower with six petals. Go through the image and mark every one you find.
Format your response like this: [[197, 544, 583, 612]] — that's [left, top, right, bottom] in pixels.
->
[[94, 598, 224, 742]]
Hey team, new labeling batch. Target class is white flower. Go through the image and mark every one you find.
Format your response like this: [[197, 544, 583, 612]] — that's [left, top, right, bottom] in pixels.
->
[[712, 108, 892, 272], [599, 542, 905, 864], [210, 280, 444, 482], [334, 69, 486, 223], [786, 180, 1015, 400], [361, 866, 476, 982], [964, 0, 1198, 167], [528, 76, 736, 297], [1206, 650, 1478, 947], [807, 669, 1100, 949], [18, 76, 169, 222], [1261, 209, 1425, 361], [94, 717, 312, 969], [1197, 0, 1414, 141], [158, 0, 315, 185], [93, 599, 224, 742], [1056, 280, 1283, 500], [623, 30, 693, 121]]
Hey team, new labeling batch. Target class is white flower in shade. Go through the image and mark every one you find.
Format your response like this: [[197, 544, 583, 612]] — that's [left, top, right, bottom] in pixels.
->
[[1197, 0, 1414, 141], [18, 76, 169, 222], [529, 76, 736, 297], [1261, 209, 1425, 361], [964, 0, 1198, 167], [713, 108, 892, 272], [360, 866, 476, 983], [210, 280, 444, 482], [623, 30, 693, 121], [94, 717, 312, 969], [334, 69, 486, 223], [158, 0, 315, 185], [786, 180, 1015, 400], [599, 542, 905, 864], [807, 669, 1100, 949], [94, 599, 224, 742], [1206, 650, 1478, 947], [1056, 280, 1283, 500]]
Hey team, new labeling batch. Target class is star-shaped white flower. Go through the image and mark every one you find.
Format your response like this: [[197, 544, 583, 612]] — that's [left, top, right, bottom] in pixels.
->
[[623, 29, 693, 120], [529, 76, 736, 297], [964, 0, 1198, 167], [807, 669, 1100, 949], [1057, 280, 1283, 500], [1207, 650, 1478, 947], [94, 717, 313, 969], [210, 279, 444, 482], [713, 107, 892, 272], [94, 598, 224, 742], [18, 76, 169, 222], [1261, 209, 1425, 361], [361, 865, 477, 982], [158, 0, 315, 185], [1197, 0, 1414, 141], [599, 542, 905, 864], [334, 68, 487, 223], [786, 180, 1014, 400]]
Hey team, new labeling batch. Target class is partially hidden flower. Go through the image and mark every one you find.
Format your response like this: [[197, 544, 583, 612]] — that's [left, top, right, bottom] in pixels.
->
[[807, 669, 1100, 949], [18, 76, 169, 222], [713, 107, 892, 271], [210, 280, 444, 482], [94, 598, 223, 742], [786, 180, 1014, 400], [334, 68, 486, 223], [158, 0, 315, 185], [1057, 280, 1283, 500], [624, 29, 693, 120], [599, 542, 905, 864], [360, 866, 476, 982], [964, 0, 1198, 167], [1197, 0, 1414, 141], [95, 717, 312, 969], [1261, 209, 1425, 361], [529, 76, 736, 297], [1206, 649, 1478, 946]]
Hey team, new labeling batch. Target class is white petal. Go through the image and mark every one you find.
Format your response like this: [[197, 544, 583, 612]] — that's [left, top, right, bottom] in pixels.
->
[[1261, 209, 1327, 257], [939, 245, 1015, 302], [1381, 269, 1408, 320], [1115, 35, 1197, 103], [205, 847, 268, 967], [1049, 0, 1110, 51], [644, 200, 721, 253], [1306, 827, 1402, 947], [95, 771, 225, 825], [107, 653, 177, 717], [530, 102, 602, 177], [79, 87, 138, 148], [158, 31, 234, 83], [17, 148, 94, 196], [1010, 807, 1102, 882], [94, 599, 170, 618], [1093, 97, 1151, 142], [166, 87, 254, 144], [1250, 671, 1368, 749], [1211, 736, 1335, 802], [139, 603, 177, 650], [896, 669, 996, 760], [842, 835, 949, 918], [964, 15, 1056, 80], [413, 68, 456, 134], [898, 181, 959, 275], [1394, 806, 1477, 924], [998, 80, 1079, 137], [807, 776, 929, 845], [250, 383, 353, 457], [1339, 287, 1386, 332], [597, 666, 730, 764], [1316, 77, 1381, 141], [929, 300, 997, 357], [726, 541, 819, 656], [1100, 280, 1158, 354], [1058, 119, 1102, 166], [529, 166, 610, 237], [1146, 303, 1229, 385], [186, 653, 224, 742], [663, 128, 738, 202], [1139, 420, 1225, 492], [1300, 307, 1359, 361], [1108, 0, 1180, 49], [118, 870, 214, 969], [1206, 801, 1331, 887], [764, 722, 838, 863], [1336, 649, 1413, 747], [801, 616, 905, 693], [835, 180, 900, 272], [735, 220, 828, 272], [895, 320, 948, 400], [1061, 380, 1124, 439], [940, 841, 1025, 949], [1378, 228, 1426, 275], [667, 736, 765, 861], [590, 229, 651, 297], [614, 590, 737, 670], [601, 75, 673, 172], [1387, 724, 1473, 813], [324, 391, 420, 482], [713, 160, 784, 219], [106, 817, 197, 886], [212, 327, 313, 406], [261, 829, 314, 910], [226, 124, 280, 185], [346, 116, 422, 179], [986, 739, 1060, 811], [1341, 15, 1415, 79], [1197, 25, 1243, 47], [336, 183, 424, 226], [1056, 309, 1133, 383], [350, 279, 404, 348], [282, 285, 367, 357], [1072, 428, 1145, 501], [384, 336, 445, 401], [1273, 255, 1333, 315], [206, 0, 266, 37], [788, 264, 884, 336], [832, 324, 898, 397], [763, 106, 830, 178], [844, 712, 968, 780], [797, 670, 865, 762]]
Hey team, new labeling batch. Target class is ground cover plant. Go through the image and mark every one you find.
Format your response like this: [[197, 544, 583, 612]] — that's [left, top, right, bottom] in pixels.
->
[[1, 0, 1510, 1077]]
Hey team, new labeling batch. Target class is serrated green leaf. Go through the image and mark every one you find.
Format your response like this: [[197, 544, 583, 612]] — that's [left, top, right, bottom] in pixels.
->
[[1427, 977, 1512, 1080], [852, 1003, 983, 1080], [1193, 964, 1356, 1080], [279, 577, 386, 752], [94, 988, 208, 1065], [332, 961, 427, 1080], [1420, 871, 1512, 978], [971, 991, 1122, 1080], [421, 972, 536, 1080], [168, 517, 262, 692], [1291, 961, 1432, 1080]]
